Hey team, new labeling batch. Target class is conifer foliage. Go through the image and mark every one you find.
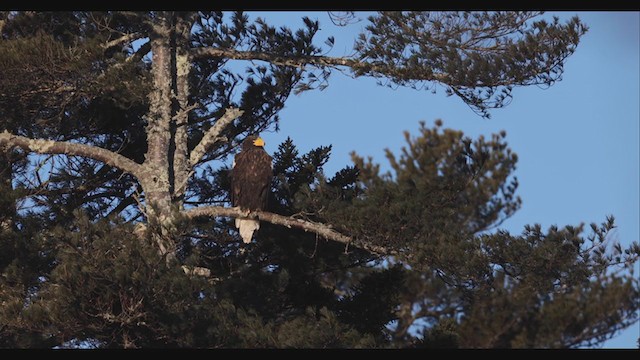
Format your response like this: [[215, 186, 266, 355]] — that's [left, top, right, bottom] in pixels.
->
[[0, 11, 637, 348]]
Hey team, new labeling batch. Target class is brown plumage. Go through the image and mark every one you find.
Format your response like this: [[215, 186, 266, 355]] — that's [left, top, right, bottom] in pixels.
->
[[230, 135, 273, 243]]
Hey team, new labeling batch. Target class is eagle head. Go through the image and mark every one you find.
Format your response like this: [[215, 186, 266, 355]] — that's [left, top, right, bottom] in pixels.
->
[[253, 137, 265, 147], [242, 135, 266, 150]]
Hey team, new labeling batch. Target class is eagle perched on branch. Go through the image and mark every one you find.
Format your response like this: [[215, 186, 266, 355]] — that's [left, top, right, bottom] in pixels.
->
[[230, 135, 273, 243]]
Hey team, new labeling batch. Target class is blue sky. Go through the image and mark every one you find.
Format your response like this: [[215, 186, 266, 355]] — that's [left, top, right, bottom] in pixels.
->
[[250, 11, 639, 348]]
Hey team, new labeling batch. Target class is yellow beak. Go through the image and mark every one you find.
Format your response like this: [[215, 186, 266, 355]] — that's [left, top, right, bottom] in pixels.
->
[[253, 137, 265, 147]]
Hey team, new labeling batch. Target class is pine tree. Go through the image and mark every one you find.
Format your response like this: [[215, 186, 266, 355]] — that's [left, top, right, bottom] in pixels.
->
[[0, 11, 637, 348]]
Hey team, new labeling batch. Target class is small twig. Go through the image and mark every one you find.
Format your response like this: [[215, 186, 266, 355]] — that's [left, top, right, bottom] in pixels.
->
[[309, 234, 319, 258]]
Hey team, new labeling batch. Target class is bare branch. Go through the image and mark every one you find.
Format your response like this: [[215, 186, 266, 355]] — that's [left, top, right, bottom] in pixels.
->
[[126, 41, 151, 63], [183, 206, 398, 256], [0, 130, 143, 179], [189, 107, 243, 167], [102, 32, 144, 50]]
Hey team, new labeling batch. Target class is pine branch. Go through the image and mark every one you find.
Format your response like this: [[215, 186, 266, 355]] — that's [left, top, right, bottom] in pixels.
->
[[0, 130, 143, 179], [183, 205, 398, 256], [189, 107, 243, 167], [191, 47, 450, 82]]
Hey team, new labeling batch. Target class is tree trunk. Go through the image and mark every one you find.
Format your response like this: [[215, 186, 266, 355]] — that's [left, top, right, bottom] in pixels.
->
[[171, 12, 195, 204], [142, 13, 176, 259], [0, 151, 15, 231]]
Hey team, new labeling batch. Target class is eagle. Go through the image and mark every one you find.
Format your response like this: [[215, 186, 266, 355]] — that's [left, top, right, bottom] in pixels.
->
[[230, 135, 273, 243]]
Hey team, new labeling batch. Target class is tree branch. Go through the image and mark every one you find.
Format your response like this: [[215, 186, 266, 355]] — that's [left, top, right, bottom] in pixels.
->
[[189, 107, 243, 167], [0, 131, 143, 179], [191, 47, 449, 82], [102, 32, 144, 50], [126, 41, 151, 63], [183, 206, 398, 256]]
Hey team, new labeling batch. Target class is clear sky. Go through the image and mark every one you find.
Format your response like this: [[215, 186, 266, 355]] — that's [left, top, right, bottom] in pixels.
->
[[249, 11, 640, 348]]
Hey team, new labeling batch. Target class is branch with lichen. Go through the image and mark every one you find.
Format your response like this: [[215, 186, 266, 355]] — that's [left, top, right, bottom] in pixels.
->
[[191, 47, 452, 82], [0, 130, 144, 179], [184, 205, 399, 257], [102, 32, 144, 50], [189, 107, 243, 167]]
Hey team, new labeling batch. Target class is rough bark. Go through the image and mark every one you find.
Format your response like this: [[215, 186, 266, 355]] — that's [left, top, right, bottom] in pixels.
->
[[142, 15, 173, 211], [171, 14, 194, 203], [141, 13, 176, 258], [0, 151, 14, 231]]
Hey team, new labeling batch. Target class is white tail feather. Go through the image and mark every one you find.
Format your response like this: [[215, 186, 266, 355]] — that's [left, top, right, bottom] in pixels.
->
[[235, 218, 260, 244]]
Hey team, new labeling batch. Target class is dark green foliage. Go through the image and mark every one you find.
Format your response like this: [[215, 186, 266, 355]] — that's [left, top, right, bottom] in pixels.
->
[[0, 11, 637, 349], [337, 265, 405, 339], [354, 12, 588, 118], [0, 12, 148, 227], [2, 122, 638, 348], [299, 120, 520, 256], [416, 319, 460, 348], [1, 210, 375, 348], [455, 220, 639, 348], [287, 121, 638, 348]]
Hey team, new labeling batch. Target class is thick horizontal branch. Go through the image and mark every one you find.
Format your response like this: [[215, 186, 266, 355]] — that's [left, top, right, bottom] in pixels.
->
[[0, 131, 143, 179], [191, 47, 449, 83], [192, 47, 358, 69], [189, 107, 243, 167], [185, 205, 350, 242], [184, 206, 398, 256]]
